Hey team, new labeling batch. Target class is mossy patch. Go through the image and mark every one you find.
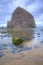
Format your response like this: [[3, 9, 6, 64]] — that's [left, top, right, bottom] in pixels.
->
[[12, 37, 24, 46]]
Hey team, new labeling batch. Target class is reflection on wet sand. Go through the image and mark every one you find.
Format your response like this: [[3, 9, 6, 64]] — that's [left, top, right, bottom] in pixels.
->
[[0, 28, 43, 65], [0, 37, 43, 65]]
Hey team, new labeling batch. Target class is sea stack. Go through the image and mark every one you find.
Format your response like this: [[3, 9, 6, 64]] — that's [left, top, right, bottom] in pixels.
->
[[7, 7, 36, 29]]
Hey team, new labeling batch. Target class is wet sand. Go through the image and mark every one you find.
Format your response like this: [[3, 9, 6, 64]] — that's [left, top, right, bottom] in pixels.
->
[[0, 38, 43, 65]]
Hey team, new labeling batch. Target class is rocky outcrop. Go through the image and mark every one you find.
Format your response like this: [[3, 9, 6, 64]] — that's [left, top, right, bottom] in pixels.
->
[[7, 7, 36, 29]]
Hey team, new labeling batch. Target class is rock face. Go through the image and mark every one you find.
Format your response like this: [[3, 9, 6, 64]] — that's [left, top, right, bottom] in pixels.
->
[[7, 7, 36, 29]]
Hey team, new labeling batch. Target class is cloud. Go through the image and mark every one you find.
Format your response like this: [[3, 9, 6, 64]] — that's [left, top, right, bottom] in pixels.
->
[[6, 0, 43, 19], [8, 0, 27, 13], [0, 0, 43, 27], [26, 0, 43, 16], [8, 0, 35, 13], [25, 0, 43, 27], [36, 22, 43, 27], [35, 13, 43, 27], [0, 0, 12, 26]]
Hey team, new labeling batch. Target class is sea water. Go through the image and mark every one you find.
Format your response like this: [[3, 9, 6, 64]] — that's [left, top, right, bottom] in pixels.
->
[[0, 28, 43, 65]]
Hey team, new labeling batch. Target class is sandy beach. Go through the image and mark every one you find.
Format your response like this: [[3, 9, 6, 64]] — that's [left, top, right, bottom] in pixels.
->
[[0, 38, 43, 65]]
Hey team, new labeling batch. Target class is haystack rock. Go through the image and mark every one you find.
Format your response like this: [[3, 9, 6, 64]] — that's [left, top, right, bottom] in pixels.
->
[[7, 7, 36, 29]]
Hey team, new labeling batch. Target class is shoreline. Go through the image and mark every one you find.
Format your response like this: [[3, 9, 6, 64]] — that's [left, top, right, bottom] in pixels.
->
[[0, 38, 43, 65]]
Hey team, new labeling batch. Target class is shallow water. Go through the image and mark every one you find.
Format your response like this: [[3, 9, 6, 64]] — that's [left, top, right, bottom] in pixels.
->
[[0, 28, 43, 65]]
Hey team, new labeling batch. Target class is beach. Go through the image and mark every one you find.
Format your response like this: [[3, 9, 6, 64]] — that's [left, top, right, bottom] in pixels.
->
[[0, 37, 43, 65]]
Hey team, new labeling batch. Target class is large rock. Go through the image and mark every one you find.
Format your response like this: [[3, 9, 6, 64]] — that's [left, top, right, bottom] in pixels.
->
[[7, 7, 36, 29]]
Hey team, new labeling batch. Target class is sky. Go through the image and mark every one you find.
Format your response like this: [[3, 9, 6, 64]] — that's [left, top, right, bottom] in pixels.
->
[[0, 0, 43, 27]]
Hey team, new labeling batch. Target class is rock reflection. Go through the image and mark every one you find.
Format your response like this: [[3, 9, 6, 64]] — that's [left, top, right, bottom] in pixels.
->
[[0, 52, 5, 58], [11, 43, 32, 54]]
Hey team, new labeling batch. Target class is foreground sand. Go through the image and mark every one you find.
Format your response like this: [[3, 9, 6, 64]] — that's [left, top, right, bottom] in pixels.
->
[[0, 38, 43, 65]]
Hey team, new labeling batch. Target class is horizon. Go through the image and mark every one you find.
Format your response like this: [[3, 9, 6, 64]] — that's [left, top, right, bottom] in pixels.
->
[[0, 0, 43, 27]]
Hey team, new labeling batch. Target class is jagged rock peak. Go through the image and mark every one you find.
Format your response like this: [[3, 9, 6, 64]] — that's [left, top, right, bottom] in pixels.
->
[[7, 7, 36, 29], [12, 7, 33, 19]]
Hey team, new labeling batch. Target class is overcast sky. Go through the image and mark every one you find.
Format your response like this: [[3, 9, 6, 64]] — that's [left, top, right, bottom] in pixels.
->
[[0, 0, 43, 27]]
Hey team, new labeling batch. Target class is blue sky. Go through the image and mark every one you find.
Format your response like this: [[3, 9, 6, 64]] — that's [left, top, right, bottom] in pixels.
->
[[0, 0, 43, 27]]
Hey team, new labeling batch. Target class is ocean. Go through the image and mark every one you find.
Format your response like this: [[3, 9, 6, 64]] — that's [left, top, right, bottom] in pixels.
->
[[0, 28, 43, 65]]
